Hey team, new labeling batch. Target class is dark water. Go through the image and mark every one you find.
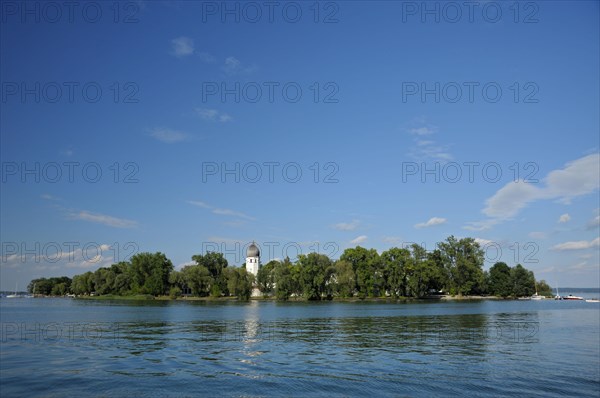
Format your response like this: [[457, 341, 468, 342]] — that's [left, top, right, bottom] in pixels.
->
[[1, 298, 599, 397]]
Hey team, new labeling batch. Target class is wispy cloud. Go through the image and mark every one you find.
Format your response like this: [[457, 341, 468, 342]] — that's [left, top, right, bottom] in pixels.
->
[[382, 236, 403, 245], [171, 36, 194, 57], [41, 194, 60, 201], [187, 200, 211, 209], [466, 154, 600, 230], [198, 52, 216, 63], [187, 200, 255, 221], [149, 128, 189, 143], [1, 243, 118, 270], [195, 108, 232, 122], [332, 220, 360, 231], [407, 124, 452, 161], [587, 215, 600, 229], [68, 210, 138, 228], [528, 231, 547, 239], [415, 217, 447, 228], [222, 56, 257, 76], [558, 213, 571, 223], [350, 235, 368, 245], [409, 127, 435, 136], [473, 237, 493, 246], [212, 208, 255, 220], [551, 237, 600, 251]]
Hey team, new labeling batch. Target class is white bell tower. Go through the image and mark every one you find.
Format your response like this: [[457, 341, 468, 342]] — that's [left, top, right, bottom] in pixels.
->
[[246, 242, 260, 277]]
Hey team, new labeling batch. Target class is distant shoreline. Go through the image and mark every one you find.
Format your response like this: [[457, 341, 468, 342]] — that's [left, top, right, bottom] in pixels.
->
[[24, 294, 526, 302]]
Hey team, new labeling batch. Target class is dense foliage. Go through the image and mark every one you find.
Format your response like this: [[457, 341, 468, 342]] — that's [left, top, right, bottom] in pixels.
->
[[28, 236, 546, 300]]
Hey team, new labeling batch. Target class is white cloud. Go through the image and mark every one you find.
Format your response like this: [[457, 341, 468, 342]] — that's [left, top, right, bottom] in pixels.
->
[[587, 215, 600, 230], [551, 237, 600, 251], [1, 242, 118, 271], [463, 219, 500, 232], [468, 154, 600, 230], [176, 261, 198, 270], [350, 235, 368, 245], [482, 180, 542, 219], [195, 108, 232, 122], [409, 127, 435, 136], [187, 200, 255, 221], [528, 231, 547, 239], [415, 217, 447, 228], [544, 154, 600, 203], [474, 238, 493, 246], [150, 128, 188, 143], [187, 200, 211, 208], [407, 125, 452, 161], [219, 113, 232, 122], [198, 52, 215, 63], [171, 36, 194, 57], [382, 236, 403, 245], [212, 208, 255, 220], [41, 194, 60, 201], [68, 211, 137, 228], [558, 213, 571, 223], [332, 220, 360, 231], [221, 56, 257, 75]]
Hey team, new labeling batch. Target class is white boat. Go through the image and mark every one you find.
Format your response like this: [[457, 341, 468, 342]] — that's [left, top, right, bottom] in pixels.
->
[[6, 283, 19, 298], [554, 283, 562, 300], [585, 299, 599, 303], [563, 294, 584, 301], [530, 292, 545, 300]]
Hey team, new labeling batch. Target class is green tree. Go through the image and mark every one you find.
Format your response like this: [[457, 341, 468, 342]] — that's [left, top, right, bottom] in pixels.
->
[[226, 267, 254, 300], [381, 247, 411, 297], [296, 253, 334, 300], [256, 260, 278, 296], [333, 260, 355, 298], [426, 249, 449, 293], [182, 264, 212, 296], [130, 252, 174, 296], [405, 244, 433, 298], [192, 252, 228, 297], [437, 236, 484, 296], [511, 264, 535, 297], [340, 247, 381, 298], [488, 262, 512, 297], [536, 279, 552, 296], [273, 258, 295, 300], [169, 286, 182, 299]]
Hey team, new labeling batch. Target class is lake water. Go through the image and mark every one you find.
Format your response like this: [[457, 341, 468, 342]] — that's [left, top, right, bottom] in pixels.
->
[[1, 298, 599, 397]]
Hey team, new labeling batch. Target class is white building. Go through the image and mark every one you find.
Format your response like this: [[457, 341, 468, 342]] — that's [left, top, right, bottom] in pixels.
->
[[246, 242, 260, 277]]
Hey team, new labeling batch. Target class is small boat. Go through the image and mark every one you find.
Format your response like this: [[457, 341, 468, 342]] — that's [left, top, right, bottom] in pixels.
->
[[6, 283, 19, 298], [530, 292, 545, 300], [585, 299, 599, 303], [563, 294, 584, 301]]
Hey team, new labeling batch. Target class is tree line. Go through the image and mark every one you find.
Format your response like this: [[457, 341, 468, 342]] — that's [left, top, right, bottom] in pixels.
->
[[28, 236, 550, 300]]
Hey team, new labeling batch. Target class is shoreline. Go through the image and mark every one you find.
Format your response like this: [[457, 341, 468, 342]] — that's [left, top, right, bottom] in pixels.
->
[[26, 294, 527, 302]]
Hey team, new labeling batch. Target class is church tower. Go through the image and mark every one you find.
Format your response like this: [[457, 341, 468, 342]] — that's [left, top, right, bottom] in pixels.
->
[[246, 242, 260, 277]]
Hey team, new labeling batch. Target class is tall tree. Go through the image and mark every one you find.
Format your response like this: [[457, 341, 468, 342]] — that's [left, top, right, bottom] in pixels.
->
[[381, 247, 411, 297], [130, 252, 174, 295], [340, 246, 381, 297], [333, 260, 355, 298], [256, 260, 278, 296], [192, 252, 228, 296], [488, 262, 512, 297], [511, 264, 535, 297], [437, 236, 484, 296]]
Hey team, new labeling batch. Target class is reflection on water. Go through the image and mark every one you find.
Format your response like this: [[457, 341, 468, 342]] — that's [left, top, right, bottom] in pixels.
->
[[0, 299, 598, 397]]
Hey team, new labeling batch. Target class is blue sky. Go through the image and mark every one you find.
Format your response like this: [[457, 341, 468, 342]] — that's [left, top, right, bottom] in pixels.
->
[[1, 1, 599, 290]]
